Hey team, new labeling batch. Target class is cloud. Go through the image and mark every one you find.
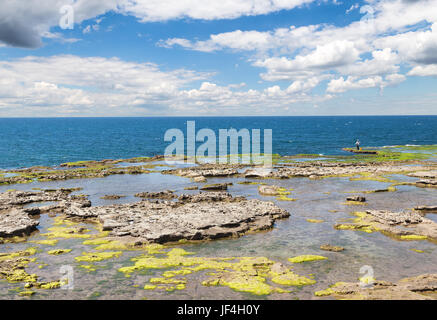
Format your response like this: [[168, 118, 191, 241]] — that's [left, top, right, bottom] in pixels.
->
[[0, 20, 43, 48], [161, 0, 437, 94], [0, 55, 332, 116], [0, 0, 316, 48], [120, 0, 315, 22], [326, 73, 406, 93], [408, 64, 437, 76]]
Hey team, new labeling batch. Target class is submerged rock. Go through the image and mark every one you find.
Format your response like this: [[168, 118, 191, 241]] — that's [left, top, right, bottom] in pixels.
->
[[200, 183, 229, 191], [258, 185, 281, 196], [346, 196, 366, 202], [64, 192, 290, 243], [193, 176, 207, 183], [134, 190, 176, 199], [416, 179, 437, 188], [320, 244, 344, 252], [414, 206, 437, 213], [100, 195, 125, 200]]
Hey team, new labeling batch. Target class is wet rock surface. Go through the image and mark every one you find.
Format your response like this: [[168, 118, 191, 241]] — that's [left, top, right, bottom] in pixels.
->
[[318, 274, 437, 300], [64, 192, 290, 243]]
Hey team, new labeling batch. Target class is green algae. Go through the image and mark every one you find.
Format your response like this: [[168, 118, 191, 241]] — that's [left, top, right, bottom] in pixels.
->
[[270, 271, 316, 286], [399, 235, 428, 241], [19, 290, 35, 297], [275, 188, 297, 201], [118, 248, 316, 296], [342, 201, 368, 206], [41, 226, 91, 239], [288, 255, 328, 263], [410, 249, 425, 253], [75, 251, 123, 262], [306, 219, 324, 223], [30, 239, 59, 246], [314, 288, 335, 297], [0, 248, 63, 292], [78, 264, 98, 272]]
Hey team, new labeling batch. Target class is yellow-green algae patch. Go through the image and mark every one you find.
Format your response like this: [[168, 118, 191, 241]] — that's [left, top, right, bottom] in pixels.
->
[[276, 195, 297, 201], [143, 284, 157, 290], [75, 251, 123, 262], [47, 249, 72, 255], [270, 271, 316, 286], [19, 290, 35, 297], [288, 255, 328, 263], [41, 226, 91, 239], [334, 211, 376, 234], [78, 264, 98, 272], [411, 249, 425, 253], [306, 219, 324, 223], [82, 238, 165, 254], [314, 288, 335, 297], [399, 235, 428, 241], [118, 248, 316, 295], [30, 239, 59, 246], [0, 248, 63, 293], [342, 201, 367, 206]]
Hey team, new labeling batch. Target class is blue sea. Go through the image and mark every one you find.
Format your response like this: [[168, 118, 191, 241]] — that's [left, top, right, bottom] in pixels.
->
[[1, 116, 436, 169]]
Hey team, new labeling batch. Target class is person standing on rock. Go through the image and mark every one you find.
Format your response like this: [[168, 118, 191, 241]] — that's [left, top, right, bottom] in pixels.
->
[[355, 139, 361, 151]]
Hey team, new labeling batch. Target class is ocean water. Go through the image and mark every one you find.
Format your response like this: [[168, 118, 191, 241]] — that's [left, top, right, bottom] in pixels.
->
[[1, 116, 436, 169]]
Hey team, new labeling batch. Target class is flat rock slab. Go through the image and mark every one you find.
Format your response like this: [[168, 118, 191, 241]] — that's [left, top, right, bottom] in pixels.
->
[[65, 192, 290, 243], [414, 206, 437, 213], [0, 208, 39, 237], [342, 148, 378, 154]]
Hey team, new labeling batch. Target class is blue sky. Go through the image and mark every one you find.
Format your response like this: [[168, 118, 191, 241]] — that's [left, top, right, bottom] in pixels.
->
[[0, 0, 436, 116]]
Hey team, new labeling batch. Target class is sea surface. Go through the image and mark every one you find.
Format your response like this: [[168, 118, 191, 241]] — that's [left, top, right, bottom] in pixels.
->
[[1, 116, 436, 169]]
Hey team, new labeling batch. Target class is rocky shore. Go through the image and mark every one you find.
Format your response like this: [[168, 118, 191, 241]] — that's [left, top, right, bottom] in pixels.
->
[[316, 274, 437, 300], [0, 189, 90, 238]]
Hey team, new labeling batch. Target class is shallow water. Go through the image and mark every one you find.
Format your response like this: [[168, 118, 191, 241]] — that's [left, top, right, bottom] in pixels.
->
[[1, 161, 436, 300]]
